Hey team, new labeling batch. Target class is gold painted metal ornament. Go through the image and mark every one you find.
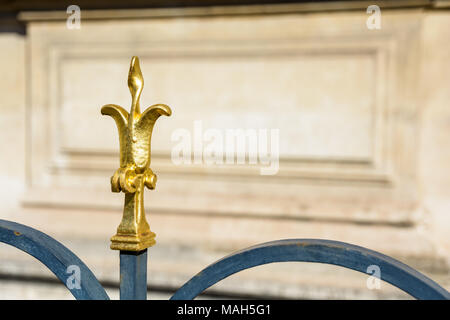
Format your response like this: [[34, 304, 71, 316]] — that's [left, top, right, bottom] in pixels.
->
[[101, 56, 171, 251]]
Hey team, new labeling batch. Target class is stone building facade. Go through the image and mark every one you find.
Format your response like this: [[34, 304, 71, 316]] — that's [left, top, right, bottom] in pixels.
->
[[0, 0, 449, 299]]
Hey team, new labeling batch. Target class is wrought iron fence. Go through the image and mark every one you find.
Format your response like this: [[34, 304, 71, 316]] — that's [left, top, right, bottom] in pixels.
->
[[1, 57, 449, 300]]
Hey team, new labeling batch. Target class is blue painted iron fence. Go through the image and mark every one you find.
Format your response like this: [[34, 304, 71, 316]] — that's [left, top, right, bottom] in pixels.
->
[[1, 218, 449, 300]]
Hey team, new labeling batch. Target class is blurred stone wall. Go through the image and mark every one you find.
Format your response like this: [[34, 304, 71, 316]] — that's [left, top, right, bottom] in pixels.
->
[[0, 2, 449, 299]]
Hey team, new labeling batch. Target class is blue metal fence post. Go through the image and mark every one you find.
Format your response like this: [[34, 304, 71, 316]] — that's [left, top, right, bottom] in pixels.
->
[[120, 249, 148, 300]]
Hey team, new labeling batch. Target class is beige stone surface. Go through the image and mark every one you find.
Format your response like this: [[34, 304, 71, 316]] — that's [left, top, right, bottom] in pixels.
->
[[24, 11, 424, 225], [0, 7, 449, 299], [0, 33, 26, 218], [418, 12, 450, 266]]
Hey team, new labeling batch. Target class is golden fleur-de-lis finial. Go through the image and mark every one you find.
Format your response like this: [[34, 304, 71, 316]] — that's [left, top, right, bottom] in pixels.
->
[[101, 56, 171, 251]]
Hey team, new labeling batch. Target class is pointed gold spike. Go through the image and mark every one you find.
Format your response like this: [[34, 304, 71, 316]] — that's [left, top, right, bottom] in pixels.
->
[[101, 56, 172, 251], [128, 56, 144, 116]]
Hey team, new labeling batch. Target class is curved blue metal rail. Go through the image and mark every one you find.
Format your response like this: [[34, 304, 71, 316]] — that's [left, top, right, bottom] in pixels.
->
[[1, 219, 449, 300], [171, 239, 450, 300], [0, 219, 109, 300]]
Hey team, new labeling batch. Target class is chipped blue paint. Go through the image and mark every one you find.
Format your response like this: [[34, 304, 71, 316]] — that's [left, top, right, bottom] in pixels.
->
[[0, 219, 109, 300]]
